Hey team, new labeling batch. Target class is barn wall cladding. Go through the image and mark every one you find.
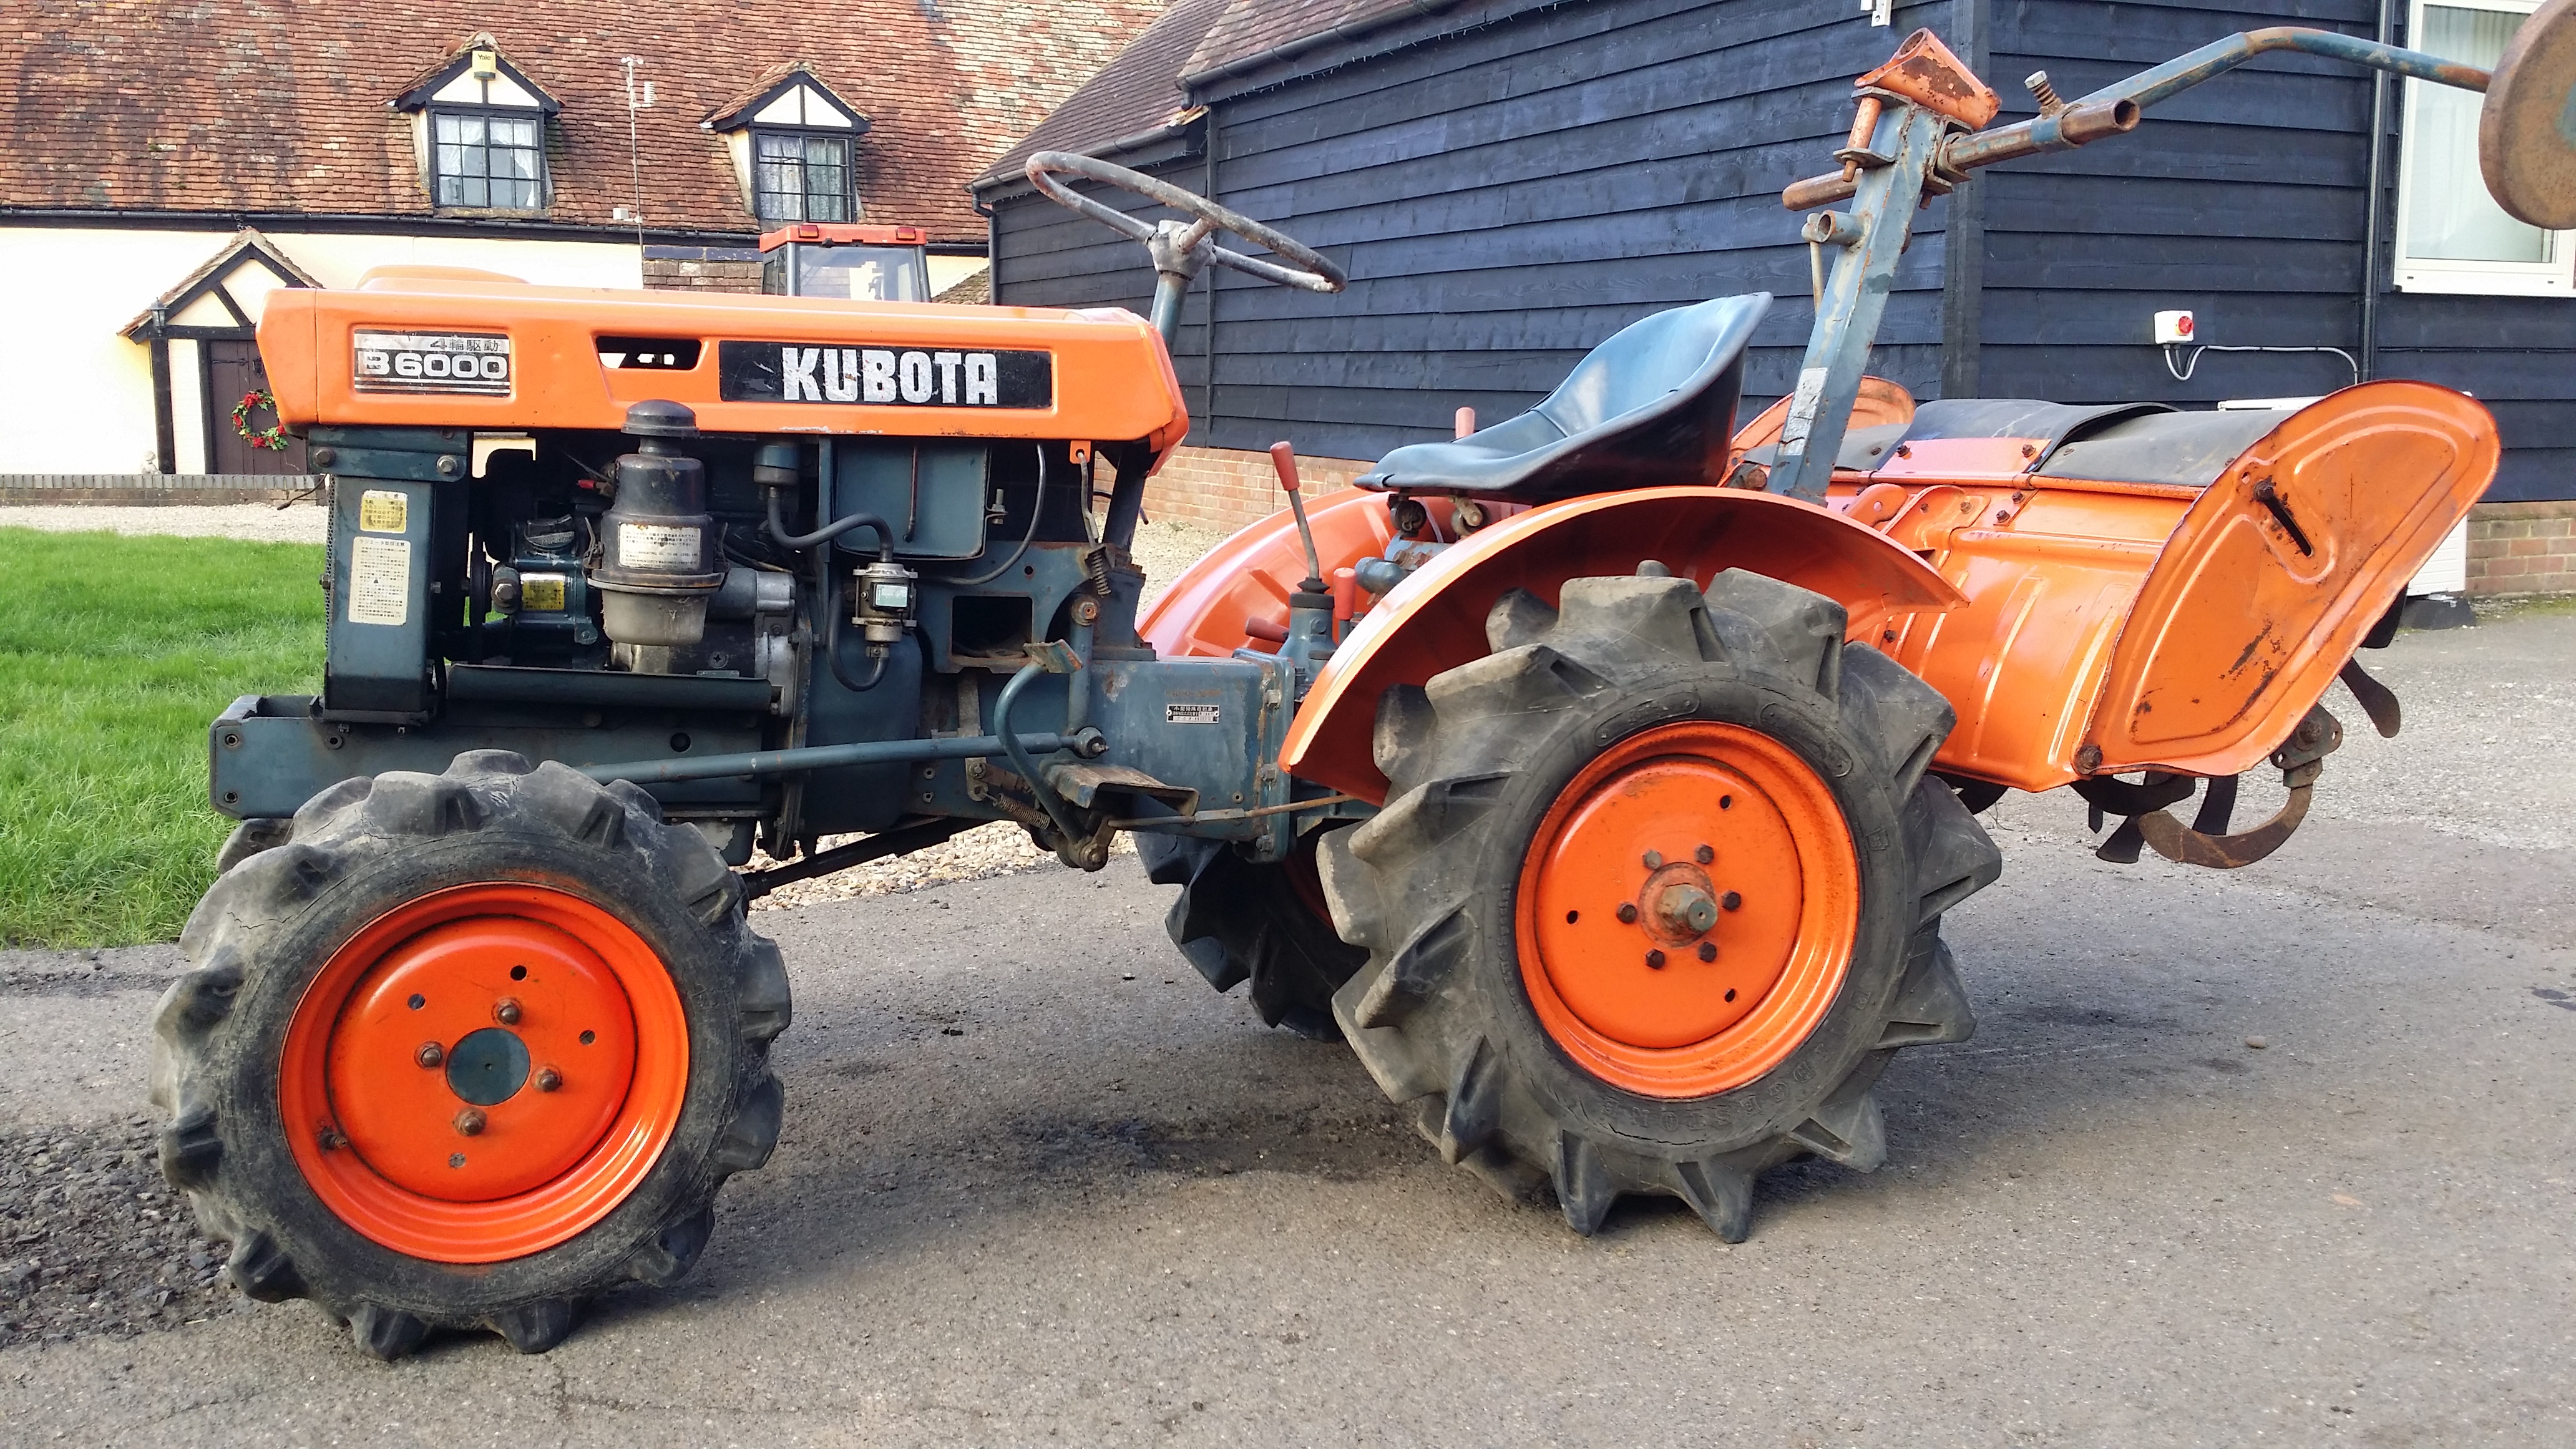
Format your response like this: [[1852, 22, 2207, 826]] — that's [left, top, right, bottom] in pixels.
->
[[983, 0, 2576, 503]]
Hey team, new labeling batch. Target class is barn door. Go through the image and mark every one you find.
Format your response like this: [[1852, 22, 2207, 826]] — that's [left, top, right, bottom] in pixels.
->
[[205, 340, 308, 476]]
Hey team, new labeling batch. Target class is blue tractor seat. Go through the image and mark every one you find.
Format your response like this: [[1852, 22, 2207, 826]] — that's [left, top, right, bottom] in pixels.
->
[[1358, 293, 1772, 503]]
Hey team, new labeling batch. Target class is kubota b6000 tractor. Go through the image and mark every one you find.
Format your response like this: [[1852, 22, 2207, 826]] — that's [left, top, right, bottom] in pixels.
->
[[152, 13, 2575, 1357]]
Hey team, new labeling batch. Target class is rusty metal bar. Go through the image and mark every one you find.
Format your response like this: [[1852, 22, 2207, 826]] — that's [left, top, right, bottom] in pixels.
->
[[1942, 27, 2488, 173], [1769, 102, 1953, 502]]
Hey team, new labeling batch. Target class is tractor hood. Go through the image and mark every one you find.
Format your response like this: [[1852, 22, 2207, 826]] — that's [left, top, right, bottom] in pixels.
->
[[256, 268, 1189, 451]]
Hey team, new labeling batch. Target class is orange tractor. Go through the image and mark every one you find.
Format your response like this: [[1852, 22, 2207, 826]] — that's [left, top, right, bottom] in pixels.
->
[[154, 15, 2574, 1357]]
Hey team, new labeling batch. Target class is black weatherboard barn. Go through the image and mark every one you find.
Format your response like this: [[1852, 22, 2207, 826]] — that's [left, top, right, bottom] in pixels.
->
[[973, 0, 2574, 514]]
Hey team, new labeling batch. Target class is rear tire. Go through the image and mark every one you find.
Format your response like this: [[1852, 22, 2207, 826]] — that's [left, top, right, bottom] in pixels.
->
[[150, 752, 790, 1358], [1318, 570, 1999, 1237], [1138, 832, 1362, 1040]]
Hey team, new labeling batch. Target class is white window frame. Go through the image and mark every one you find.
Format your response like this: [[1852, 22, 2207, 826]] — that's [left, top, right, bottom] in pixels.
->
[[2392, 0, 2574, 296]]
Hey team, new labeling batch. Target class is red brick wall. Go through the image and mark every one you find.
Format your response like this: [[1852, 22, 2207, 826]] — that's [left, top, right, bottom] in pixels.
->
[[642, 257, 762, 294], [2467, 501, 2576, 597], [1146, 444, 1374, 532]]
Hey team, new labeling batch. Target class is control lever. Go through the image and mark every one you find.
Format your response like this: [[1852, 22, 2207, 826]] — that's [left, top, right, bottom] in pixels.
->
[[1267, 441, 1328, 593]]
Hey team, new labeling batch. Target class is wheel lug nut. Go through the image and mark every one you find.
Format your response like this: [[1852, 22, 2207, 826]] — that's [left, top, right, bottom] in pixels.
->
[[535, 1067, 562, 1093], [494, 997, 523, 1026], [1697, 942, 1717, 962], [415, 1042, 444, 1068], [1616, 903, 1639, 924], [1721, 890, 1742, 910], [1695, 843, 1714, 865], [1645, 949, 1666, 969], [454, 1108, 487, 1136], [1642, 851, 1664, 869]]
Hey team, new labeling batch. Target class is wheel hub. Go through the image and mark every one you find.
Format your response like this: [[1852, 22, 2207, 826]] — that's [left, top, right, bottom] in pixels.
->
[[325, 914, 638, 1201], [277, 882, 690, 1262], [445, 1027, 532, 1106], [1516, 721, 1860, 1098]]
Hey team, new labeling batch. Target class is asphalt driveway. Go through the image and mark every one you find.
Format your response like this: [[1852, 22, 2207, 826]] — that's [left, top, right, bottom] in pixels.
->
[[2, 610, 2570, 1448]]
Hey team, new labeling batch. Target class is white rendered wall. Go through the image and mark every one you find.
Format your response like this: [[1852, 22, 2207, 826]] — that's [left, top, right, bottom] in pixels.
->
[[0, 227, 643, 474], [927, 256, 988, 296]]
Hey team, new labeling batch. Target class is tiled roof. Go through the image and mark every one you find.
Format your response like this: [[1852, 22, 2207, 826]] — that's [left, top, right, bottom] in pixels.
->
[[0, 0, 1169, 244], [973, 0, 1470, 192], [975, 0, 1231, 189], [1177, 0, 1455, 84]]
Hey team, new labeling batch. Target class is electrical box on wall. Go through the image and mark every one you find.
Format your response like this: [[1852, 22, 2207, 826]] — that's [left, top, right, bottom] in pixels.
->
[[2153, 310, 2196, 346]]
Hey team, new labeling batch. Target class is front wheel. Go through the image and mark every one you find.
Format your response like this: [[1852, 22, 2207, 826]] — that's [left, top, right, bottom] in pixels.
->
[[151, 752, 790, 1358], [1319, 570, 2000, 1237]]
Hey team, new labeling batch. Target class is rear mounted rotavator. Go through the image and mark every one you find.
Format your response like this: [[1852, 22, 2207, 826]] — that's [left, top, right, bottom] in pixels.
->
[[1757, 16, 2569, 869]]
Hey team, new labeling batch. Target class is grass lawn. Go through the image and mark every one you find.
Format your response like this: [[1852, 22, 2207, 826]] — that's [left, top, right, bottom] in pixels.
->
[[0, 527, 323, 947]]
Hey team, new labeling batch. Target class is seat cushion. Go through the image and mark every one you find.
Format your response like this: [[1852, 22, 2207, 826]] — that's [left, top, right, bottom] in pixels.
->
[[1358, 293, 1771, 503]]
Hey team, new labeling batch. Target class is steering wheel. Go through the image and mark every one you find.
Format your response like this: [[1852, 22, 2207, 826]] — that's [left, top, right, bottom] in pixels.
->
[[1025, 151, 1347, 293]]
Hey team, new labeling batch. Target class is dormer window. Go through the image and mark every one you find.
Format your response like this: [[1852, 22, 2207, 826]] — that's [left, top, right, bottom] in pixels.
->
[[394, 39, 561, 215], [434, 110, 544, 209], [705, 64, 870, 225], [756, 132, 851, 223]]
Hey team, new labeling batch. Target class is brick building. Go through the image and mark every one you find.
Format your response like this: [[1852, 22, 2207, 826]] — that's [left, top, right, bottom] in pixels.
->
[[0, 0, 1164, 477]]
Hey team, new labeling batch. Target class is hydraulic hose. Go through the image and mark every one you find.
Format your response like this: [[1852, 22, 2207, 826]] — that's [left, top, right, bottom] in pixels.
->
[[765, 489, 895, 692], [765, 490, 893, 562], [993, 661, 1086, 847]]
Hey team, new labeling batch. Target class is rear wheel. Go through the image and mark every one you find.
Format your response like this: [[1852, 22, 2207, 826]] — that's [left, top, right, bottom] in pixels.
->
[[1138, 831, 1362, 1040], [1319, 570, 1999, 1237], [150, 752, 790, 1358]]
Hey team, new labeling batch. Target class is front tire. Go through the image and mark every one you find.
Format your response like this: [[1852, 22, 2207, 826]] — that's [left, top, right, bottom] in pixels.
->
[[150, 752, 790, 1358], [1318, 570, 1999, 1237]]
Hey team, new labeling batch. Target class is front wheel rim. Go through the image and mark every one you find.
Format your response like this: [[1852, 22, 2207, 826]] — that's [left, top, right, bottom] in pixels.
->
[[1515, 721, 1861, 1100], [277, 882, 690, 1263]]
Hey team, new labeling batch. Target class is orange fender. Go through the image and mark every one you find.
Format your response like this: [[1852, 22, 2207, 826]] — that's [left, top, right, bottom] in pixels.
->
[[1138, 488, 1395, 658], [1276, 487, 1966, 803], [1730, 376, 1918, 462]]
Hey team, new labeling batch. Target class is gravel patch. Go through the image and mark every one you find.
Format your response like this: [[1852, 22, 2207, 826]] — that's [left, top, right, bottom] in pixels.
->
[[0, 502, 329, 544], [0, 1118, 246, 1348], [750, 822, 1140, 912], [1129, 516, 1233, 605]]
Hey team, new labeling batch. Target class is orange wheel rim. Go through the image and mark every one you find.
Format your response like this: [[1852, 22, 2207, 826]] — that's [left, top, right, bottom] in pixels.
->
[[278, 883, 689, 1263], [1515, 721, 1860, 1100]]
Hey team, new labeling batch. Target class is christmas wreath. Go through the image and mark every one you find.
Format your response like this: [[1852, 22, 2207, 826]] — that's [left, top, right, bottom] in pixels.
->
[[232, 389, 290, 451]]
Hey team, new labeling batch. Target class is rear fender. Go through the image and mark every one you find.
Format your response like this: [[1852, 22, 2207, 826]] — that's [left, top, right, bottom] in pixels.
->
[[1276, 486, 1965, 803], [1138, 488, 1394, 659]]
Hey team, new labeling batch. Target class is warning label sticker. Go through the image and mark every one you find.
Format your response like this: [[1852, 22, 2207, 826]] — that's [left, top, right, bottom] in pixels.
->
[[347, 536, 411, 627], [357, 490, 408, 534], [520, 573, 567, 613], [1165, 703, 1222, 725], [619, 522, 703, 571]]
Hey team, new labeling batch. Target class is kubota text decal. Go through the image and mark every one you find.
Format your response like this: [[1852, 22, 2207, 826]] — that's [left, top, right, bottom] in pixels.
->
[[717, 343, 1052, 408]]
